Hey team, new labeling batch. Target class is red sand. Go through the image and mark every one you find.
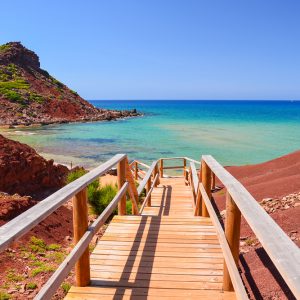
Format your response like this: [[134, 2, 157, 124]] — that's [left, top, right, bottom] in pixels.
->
[[214, 150, 300, 300]]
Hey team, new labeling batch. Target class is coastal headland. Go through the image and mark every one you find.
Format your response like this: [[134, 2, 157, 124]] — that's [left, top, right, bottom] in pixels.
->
[[0, 42, 140, 127]]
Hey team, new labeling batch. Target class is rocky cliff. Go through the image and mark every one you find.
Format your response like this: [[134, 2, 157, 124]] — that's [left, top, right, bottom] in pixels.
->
[[0, 42, 139, 126], [0, 134, 68, 196]]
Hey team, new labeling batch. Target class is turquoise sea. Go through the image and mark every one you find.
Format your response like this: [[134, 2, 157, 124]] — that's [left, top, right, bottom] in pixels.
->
[[3, 100, 300, 168]]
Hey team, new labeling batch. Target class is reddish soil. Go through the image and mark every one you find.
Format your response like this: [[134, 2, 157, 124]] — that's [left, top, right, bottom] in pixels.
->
[[213, 150, 300, 300]]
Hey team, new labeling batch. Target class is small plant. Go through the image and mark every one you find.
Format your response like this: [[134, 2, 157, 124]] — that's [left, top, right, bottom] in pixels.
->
[[6, 269, 24, 282], [61, 282, 71, 293], [26, 282, 37, 290], [46, 251, 65, 263], [29, 236, 47, 252], [31, 263, 55, 277], [245, 237, 257, 246], [0, 291, 10, 300], [47, 243, 61, 251]]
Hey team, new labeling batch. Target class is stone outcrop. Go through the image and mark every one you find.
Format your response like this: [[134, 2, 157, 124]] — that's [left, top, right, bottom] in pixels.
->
[[0, 134, 69, 196], [0, 42, 140, 126]]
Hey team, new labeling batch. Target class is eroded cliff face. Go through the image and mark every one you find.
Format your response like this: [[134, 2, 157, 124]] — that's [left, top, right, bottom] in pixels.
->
[[0, 42, 139, 126], [0, 134, 68, 196]]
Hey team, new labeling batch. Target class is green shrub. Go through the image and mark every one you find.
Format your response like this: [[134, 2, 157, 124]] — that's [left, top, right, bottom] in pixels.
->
[[47, 243, 61, 251], [66, 169, 118, 215], [27, 282, 37, 290], [0, 292, 10, 300], [66, 169, 87, 184], [0, 44, 11, 52], [31, 263, 54, 277], [6, 269, 24, 282], [61, 282, 71, 293], [29, 93, 44, 103], [29, 236, 47, 252], [90, 183, 118, 215]]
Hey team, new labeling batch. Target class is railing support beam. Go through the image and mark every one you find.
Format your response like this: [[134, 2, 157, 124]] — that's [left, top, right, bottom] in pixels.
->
[[118, 158, 127, 215], [201, 160, 211, 217], [146, 178, 151, 206], [223, 191, 241, 291], [72, 187, 90, 286], [160, 159, 164, 178], [134, 161, 138, 180]]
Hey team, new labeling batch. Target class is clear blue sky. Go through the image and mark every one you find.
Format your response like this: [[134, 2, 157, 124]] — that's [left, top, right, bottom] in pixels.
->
[[1, 0, 299, 100]]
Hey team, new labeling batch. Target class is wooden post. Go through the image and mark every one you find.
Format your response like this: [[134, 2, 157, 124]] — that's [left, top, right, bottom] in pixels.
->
[[134, 161, 138, 180], [160, 159, 164, 178], [146, 178, 151, 206], [223, 191, 241, 291], [183, 158, 186, 179], [154, 164, 160, 186], [118, 158, 126, 215], [72, 187, 90, 286], [201, 160, 211, 217], [211, 173, 216, 190]]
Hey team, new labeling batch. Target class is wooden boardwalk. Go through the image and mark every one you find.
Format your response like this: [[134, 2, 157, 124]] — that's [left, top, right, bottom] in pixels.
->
[[65, 177, 236, 299]]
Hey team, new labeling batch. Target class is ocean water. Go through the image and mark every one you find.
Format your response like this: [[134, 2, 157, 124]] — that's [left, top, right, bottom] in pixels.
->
[[3, 100, 300, 168]]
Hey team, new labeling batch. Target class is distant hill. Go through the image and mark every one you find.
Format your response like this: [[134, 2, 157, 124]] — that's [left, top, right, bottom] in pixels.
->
[[0, 42, 139, 126]]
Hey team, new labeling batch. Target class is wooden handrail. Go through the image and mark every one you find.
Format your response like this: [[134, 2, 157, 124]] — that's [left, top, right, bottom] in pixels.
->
[[0, 154, 126, 253], [202, 155, 300, 299], [137, 161, 158, 196], [199, 183, 248, 300], [190, 162, 199, 194], [139, 173, 159, 214], [35, 182, 129, 300]]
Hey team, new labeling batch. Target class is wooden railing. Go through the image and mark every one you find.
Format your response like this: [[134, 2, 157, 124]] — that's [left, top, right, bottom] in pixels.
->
[[190, 155, 300, 300]]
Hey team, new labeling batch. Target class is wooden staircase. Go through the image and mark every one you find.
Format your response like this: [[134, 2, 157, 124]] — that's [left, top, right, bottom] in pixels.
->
[[0, 155, 299, 300], [65, 177, 236, 299]]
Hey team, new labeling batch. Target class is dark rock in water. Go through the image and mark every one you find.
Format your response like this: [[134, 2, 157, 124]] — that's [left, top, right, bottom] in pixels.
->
[[0, 42, 141, 126]]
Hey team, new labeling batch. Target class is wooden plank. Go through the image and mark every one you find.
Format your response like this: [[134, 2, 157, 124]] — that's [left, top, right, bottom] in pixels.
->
[[90, 278, 222, 290], [87, 265, 223, 275], [89, 271, 223, 282], [90, 254, 223, 263], [91, 249, 222, 257], [0, 154, 126, 252], [66, 287, 236, 299], [203, 155, 300, 299]]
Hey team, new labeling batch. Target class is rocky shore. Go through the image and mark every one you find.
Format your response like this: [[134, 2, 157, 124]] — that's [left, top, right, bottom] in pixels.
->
[[0, 42, 140, 126]]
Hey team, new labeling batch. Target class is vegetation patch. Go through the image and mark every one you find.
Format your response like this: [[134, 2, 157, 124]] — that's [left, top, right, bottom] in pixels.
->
[[30, 262, 55, 277], [61, 282, 71, 293], [6, 269, 24, 282], [0, 44, 11, 53], [28, 92, 44, 103], [26, 282, 37, 290], [0, 292, 10, 300]]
